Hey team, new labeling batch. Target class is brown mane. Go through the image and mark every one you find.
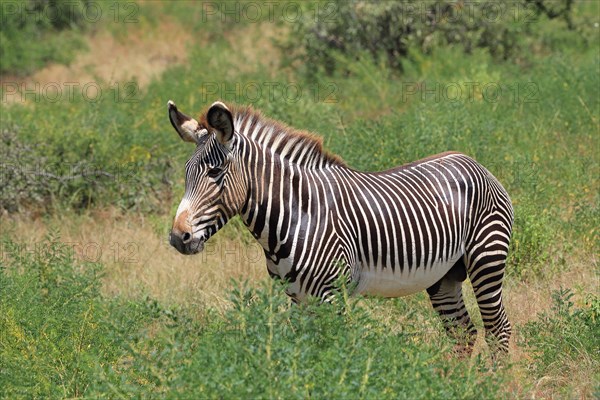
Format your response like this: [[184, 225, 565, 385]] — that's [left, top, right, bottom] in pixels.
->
[[199, 103, 346, 168]]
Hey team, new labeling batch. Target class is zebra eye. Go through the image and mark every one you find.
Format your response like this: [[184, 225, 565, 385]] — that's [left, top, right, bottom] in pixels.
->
[[206, 167, 221, 179]]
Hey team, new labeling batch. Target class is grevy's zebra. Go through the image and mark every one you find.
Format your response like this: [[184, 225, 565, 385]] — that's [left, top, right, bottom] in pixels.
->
[[168, 100, 514, 354]]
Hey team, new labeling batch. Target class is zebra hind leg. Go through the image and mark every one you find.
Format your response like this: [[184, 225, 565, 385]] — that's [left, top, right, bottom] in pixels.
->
[[466, 234, 512, 357], [427, 258, 477, 356]]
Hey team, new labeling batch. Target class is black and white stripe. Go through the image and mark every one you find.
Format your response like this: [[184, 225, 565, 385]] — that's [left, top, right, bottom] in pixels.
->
[[170, 102, 514, 354]]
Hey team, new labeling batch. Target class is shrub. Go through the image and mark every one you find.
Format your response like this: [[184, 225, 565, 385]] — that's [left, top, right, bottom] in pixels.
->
[[0, 129, 60, 212], [0, 0, 89, 75], [167, 281, 505, 399], [521, 288, 600, 396], [0, 234, 185, 398], [1, 234, 112, 398], [283, 0, 577, 76], [0, 128, 175, 213], [506, 201, 557, 279]]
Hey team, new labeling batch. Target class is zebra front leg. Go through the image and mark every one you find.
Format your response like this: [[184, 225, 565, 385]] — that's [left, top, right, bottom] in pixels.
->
[[427, 259, 477, 356]]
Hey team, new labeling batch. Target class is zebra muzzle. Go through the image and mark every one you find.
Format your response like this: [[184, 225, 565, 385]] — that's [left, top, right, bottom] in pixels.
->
[[169, 230, 205, 255]]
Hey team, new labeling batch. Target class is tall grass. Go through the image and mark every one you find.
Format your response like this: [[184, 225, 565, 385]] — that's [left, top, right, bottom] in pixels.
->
[[520, 288, 600, 397], [1, 236, 508, 398]]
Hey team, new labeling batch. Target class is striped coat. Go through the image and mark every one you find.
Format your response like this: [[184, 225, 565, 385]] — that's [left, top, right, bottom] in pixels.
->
[[168, 100, 514, 354]]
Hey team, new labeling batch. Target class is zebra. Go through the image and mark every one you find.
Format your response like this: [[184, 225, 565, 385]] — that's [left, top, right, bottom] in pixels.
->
[[167, 100, 514, 355]]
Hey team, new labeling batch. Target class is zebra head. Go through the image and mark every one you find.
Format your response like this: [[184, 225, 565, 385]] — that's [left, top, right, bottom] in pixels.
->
[[167, 100, 245, 255]]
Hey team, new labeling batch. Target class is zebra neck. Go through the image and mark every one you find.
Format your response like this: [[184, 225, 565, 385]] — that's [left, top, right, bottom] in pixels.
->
[[239, 147, 286, 254], [239, 151, 334, 262]]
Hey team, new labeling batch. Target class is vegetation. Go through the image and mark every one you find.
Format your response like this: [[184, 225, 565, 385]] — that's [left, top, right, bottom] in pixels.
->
[[0, 0, 598, 398], [520, 288, 600, 396], [0, 0, 90, 75], [1, 236, 508, 398], [281, 0, 585, 75]]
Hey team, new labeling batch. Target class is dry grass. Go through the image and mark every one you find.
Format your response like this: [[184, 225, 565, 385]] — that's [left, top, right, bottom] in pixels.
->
[[1, 14, 193, 105], [0, 209, 267, 310], [2, 208, 596, 314], [223, 22, 288, 78]]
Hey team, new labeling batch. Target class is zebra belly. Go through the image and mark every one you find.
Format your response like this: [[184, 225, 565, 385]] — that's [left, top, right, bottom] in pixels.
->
[[355, 257, 460, 298]]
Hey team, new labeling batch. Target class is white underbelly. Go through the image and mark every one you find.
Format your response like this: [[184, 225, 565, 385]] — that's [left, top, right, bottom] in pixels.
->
[[355, 257, 460, 297]]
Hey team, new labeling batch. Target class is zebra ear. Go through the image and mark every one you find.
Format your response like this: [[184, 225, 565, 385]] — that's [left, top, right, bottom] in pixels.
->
[[168, 100, 203, 144], [206, 101, 234, 145]]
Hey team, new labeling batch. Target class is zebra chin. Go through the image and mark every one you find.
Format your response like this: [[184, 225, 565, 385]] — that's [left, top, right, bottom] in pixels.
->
[[185, 238, 205, 255]]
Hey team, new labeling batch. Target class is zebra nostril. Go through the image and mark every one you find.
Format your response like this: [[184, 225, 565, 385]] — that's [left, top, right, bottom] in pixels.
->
[[182, 232, 191, 243]]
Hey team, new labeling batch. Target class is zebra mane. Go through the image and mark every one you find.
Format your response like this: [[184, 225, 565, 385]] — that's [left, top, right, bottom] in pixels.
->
[[201, 104, 345, 168]]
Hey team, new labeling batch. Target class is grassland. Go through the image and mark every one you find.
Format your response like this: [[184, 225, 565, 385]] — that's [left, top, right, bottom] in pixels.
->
[[1, 1, 599, 398]]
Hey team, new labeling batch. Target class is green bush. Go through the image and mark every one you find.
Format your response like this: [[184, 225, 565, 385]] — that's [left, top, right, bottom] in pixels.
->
[[0, 234, 134, 398], [0, 127, 174, 213], [0, 129, 60, 212], [126, 281, 506, 399], [0, 0, 90, 75], [282, 0, 578, 76], [0, 234, 201, 398]]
